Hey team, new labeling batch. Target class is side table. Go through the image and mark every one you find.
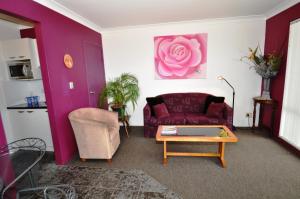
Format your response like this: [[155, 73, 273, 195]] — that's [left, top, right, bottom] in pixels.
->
[[119, 115, 130, 137], [252, 97, 277, 136]]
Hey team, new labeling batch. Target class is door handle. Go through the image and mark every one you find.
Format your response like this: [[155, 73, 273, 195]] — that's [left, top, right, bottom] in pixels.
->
[[89, 91, 95, 94], [18, 111, 24, 113], [27, 111, 34, 113]]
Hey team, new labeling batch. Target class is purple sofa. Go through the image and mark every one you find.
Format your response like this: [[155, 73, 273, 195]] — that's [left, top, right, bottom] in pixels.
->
[[143, 93, 233, 137]]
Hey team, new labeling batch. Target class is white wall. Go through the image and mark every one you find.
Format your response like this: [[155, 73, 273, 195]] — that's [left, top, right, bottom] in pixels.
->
[[0, 20, 22, 143], [0, 20, 45, 143], [102, 17, 265, 126]]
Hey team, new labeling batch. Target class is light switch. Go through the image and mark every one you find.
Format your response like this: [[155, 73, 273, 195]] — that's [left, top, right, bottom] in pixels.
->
[[69, 81, 74, 89]]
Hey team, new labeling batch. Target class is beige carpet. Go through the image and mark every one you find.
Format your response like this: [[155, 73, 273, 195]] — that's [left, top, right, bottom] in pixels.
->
[[70, 127, 300, 199]]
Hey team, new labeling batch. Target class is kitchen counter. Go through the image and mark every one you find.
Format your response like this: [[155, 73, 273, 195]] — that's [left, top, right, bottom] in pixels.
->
[[7, 102, 47, 109]]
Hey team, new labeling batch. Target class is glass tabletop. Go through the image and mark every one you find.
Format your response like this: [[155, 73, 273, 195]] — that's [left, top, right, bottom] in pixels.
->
[[161, 126, 228, 137], [177, 127, 222, 136], [0, 138, 46, 199]]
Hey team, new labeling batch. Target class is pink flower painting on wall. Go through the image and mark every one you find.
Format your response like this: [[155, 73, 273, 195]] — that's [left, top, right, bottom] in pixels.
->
[[154, 33, 207, 79]]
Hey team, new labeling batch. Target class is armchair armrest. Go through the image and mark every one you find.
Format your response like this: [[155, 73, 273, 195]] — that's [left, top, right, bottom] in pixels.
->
[[223, 103, 233, 130], [96, 109, 119, 129], [143, 104, 152, 121]]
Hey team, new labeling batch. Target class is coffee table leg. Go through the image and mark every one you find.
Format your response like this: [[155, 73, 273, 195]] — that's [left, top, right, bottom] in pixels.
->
[[219, 142, 227, 168], [163, 141, 168, 165]]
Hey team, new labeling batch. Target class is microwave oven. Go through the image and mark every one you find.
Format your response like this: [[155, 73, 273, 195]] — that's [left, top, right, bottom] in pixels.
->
[[7, 59, 35, 80]]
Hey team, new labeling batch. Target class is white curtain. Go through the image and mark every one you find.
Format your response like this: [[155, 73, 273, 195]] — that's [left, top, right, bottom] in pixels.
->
[[279, 19, 300, 149]]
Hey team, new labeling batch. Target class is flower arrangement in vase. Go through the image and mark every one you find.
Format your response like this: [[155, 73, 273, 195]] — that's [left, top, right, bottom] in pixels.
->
[[241, 45, 282, 99]]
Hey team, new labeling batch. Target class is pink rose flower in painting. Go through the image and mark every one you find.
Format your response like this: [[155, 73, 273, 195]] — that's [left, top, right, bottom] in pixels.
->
[[154, 34, 207, 79]]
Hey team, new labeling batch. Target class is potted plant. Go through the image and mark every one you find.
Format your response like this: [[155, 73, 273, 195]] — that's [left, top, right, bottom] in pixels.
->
[[99, 73, 140, 118], [241, 45, 282, 99]]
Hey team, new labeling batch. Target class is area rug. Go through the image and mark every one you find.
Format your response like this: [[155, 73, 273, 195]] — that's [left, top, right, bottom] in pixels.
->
[[35, 164, 182, 199]]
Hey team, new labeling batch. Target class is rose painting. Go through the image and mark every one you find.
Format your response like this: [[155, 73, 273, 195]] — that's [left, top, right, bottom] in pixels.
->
[[154, 33, 207, 79]]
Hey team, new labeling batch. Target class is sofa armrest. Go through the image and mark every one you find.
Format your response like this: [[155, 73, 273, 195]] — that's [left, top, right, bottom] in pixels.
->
[[223, 103, 233, 130], [144, 104, 152, 120]]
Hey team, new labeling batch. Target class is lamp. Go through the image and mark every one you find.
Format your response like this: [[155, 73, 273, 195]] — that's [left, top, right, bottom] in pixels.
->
[[217, 76, 235, 129]]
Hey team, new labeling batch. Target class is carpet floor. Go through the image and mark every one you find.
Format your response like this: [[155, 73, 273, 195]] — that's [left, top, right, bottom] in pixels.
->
[[34, 164, 182, 199], [68, 127, 300, 199]]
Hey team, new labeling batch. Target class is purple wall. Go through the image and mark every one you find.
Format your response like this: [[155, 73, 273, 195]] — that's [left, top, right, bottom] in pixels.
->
[[0, 0, 106, 164], [263, 3, 300, 138], [20, 28, 36, 38], [0, 114, 7, 146]]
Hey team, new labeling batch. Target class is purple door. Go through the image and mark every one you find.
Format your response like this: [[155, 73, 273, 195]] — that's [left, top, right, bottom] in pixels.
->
[[83, 42, 106, 107]]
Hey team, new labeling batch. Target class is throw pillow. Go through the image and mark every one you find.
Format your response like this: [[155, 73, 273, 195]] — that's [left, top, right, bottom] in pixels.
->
[[204, 96, 225, 113], [206, 102, 225, 118], [146, 97, 164, 116], [153, 103, 170, 119]]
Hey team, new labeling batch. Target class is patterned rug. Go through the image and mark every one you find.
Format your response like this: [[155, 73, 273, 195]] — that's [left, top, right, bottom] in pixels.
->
[[35, 164, 182, 199]]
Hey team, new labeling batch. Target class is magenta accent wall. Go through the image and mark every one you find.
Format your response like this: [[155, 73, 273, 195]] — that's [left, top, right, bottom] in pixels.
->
[[263, 3, 300, 137], [0, 114, 7, 146], [20, 28, 36, 38], [0, 0, 106, 164]]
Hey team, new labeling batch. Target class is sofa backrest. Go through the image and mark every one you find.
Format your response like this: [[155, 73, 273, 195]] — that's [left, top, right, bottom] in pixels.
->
[[157, 93, 211, 114]]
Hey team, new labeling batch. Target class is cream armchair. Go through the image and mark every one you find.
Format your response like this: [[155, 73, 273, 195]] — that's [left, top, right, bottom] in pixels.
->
[[68, 108, 120, 163]]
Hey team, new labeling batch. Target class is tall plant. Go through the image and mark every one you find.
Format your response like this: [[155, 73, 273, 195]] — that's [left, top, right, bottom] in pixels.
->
[[99, 73, 140, 111]]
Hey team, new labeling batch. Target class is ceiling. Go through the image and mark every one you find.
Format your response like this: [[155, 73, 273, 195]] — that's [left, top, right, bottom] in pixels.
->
[[49, 0, 294, 28]]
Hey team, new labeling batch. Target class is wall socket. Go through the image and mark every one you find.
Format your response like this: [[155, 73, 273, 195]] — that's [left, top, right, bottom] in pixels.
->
[[246, 112, 253, 118]]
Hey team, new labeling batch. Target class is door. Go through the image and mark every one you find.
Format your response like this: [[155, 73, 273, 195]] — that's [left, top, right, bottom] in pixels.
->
[[83, 41, 106, 107]]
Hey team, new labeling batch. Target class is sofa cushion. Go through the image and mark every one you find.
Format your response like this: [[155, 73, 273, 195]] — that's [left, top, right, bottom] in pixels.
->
[[146, 97, 164, 116], [160, 93, 209, 114], [153, 103, 170, 119], [206, 103, 225, 118], [158, 113, 186, 125], [204, 96, 225, 113], [207, 118, 227, 125], [185, 113, 209, 125]]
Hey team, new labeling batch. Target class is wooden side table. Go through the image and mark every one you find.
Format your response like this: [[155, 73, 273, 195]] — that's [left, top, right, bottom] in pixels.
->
[[252, 97, 277, 136], [119, 115, 130, 137]]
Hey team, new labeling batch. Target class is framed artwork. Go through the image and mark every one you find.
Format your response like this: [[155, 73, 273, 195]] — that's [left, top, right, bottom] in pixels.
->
[[64, 54, 74, 69], [154, 33, 207, 79]]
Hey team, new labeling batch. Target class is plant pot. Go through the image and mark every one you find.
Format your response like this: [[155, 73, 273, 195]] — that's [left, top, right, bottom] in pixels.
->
[[111, 105, 126, 119]]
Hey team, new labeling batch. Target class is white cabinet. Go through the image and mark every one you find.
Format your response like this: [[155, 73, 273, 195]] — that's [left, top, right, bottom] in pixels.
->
[[2, 38, 41, 80], [2, 38, 39, 62], [7, 109, 54, 151]]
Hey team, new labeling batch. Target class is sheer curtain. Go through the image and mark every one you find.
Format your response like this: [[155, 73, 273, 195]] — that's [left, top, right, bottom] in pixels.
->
[[279, 19, 300, 149]]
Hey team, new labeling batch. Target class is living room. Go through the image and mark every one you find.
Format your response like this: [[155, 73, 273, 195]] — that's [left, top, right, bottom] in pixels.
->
[[0, 0, 300, 199]]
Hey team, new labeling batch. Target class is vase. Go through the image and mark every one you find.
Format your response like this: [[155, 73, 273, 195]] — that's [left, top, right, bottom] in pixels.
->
[[262, 78, 271, 100], [111, 105, 126, 119]]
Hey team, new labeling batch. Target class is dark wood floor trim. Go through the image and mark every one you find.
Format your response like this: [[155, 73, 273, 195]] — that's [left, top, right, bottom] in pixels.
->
[[274, 137, 300, 158]]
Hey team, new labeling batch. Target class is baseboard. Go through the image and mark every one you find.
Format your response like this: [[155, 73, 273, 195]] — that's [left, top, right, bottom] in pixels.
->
[[235, 126, 252, 130], [274, 137, 300, 158]]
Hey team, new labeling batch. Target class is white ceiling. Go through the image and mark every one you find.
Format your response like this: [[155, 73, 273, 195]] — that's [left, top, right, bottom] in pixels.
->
[[42, 0, 297, 29]]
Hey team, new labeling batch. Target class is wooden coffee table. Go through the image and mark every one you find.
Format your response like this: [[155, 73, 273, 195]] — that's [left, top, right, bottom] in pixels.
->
[[156, 125, 238, 168]]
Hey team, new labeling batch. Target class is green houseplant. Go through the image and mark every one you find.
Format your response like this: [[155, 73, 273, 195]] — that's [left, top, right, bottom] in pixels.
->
[[99, 73, 140, 118]]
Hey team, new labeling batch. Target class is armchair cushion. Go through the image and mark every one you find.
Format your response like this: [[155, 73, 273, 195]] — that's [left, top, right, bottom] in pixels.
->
[[143, 93, 233, 137], [185, 113, 209, 124], [146, 97, 164, 116], [153, 103, 169, 119], [69, 108, 120, 160], [204, 96, 225, 113], [206, 103, 225, 118]]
